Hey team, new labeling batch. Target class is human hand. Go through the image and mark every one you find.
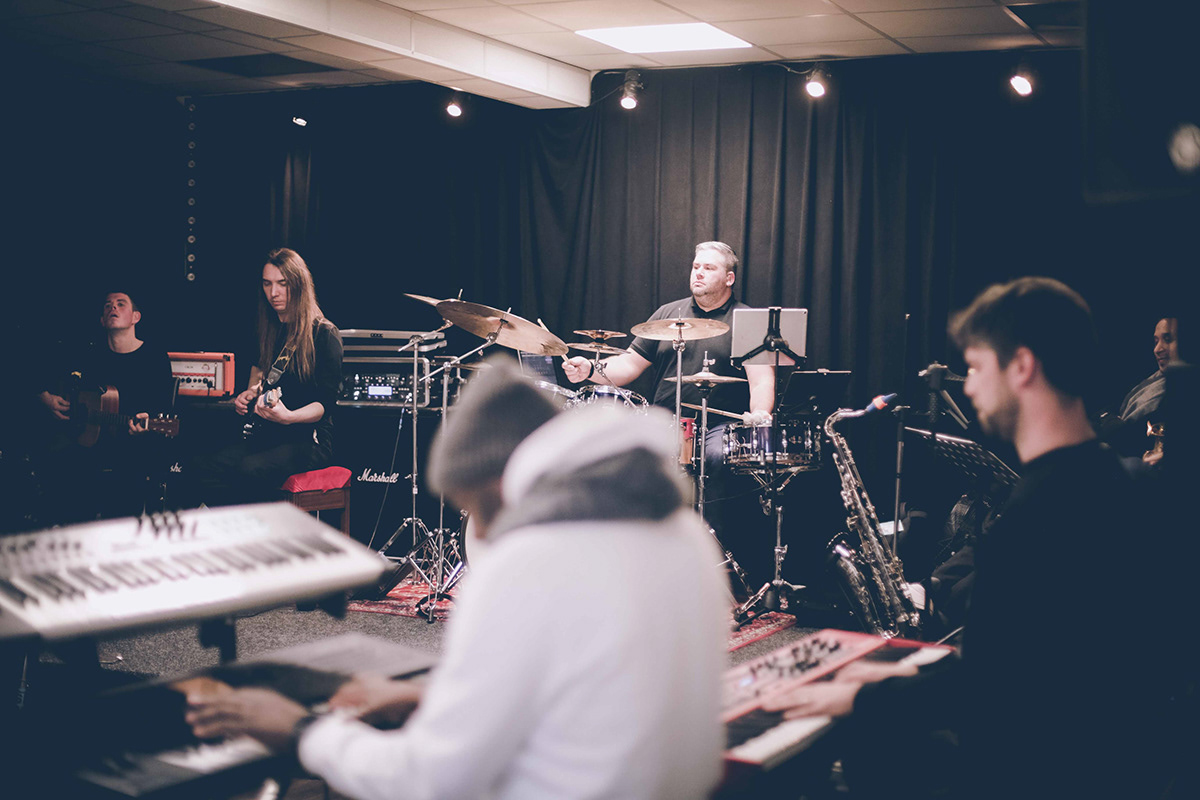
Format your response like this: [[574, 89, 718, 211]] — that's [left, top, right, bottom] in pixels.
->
[[39, 391, 71, 421], [760, 681, 861, 720], [562, 357, 593, 384], [185, 688, 309, 752], [253, 392, 291, 424], [831, 660, 919, 685], [128, 412, 150, 435], [233, 388, 259, 415], [741, 410, 772, 426], [327, 673, 425, 727]]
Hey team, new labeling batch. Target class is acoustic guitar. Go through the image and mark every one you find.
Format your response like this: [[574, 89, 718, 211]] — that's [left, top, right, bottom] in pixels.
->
[[69, 384, 180, 447]]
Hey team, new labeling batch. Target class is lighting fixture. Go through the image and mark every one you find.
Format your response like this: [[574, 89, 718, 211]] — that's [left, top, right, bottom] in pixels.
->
[[446, 92, 464, 118], [805, 66, 828, 99], [291, 116, 308, 127], [577, 23, 750, 54], [1010, 72, 1033, 96], [620, 70, 642, 110]]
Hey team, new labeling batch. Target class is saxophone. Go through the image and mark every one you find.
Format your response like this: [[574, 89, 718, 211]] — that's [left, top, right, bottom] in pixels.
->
[[824, 405, 921, 639]]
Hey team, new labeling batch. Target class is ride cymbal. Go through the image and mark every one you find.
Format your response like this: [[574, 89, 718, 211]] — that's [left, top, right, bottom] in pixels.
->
[[630, 318, 729, 341], [573, 329, 627, 341], [435, 299, 568, 357], [569, 342, 627, 356]]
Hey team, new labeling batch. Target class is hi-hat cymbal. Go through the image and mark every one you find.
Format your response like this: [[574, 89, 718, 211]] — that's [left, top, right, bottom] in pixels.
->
[[664, 369, 746, 386], [573, 329, 627, 341], [404, 292, 444, 307], [630, 318, 730, 341], [569, 342, 627, 356], [435, 299, 568, 357]]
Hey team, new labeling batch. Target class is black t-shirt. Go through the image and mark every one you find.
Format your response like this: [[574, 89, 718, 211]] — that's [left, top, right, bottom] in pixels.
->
[[258, 321, 343, 453], [629, 295, 751, 415], [854, 439, 1176, 798], [81, 342, 174, 418]]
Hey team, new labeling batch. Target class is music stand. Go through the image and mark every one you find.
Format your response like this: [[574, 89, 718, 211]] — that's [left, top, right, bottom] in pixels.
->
[[777, 369, 852, 416], [903, 428, 1020, 488]]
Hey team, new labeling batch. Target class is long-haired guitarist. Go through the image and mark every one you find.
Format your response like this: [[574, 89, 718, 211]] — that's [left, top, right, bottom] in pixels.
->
[[190, 248, 342, 506], [27, 290, 173, 525]]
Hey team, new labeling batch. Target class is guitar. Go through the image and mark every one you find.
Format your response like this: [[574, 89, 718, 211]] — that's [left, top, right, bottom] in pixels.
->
[[241, 385, 283, 440], [69, 384, 180, 447]]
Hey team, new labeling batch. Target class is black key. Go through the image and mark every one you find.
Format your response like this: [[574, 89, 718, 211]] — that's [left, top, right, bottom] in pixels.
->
[[237, 544, 280, 566], [211, 548, 254, 571], [272, 539, 315, 560], [27, 573, 67, 600], [102, 564, 141, 588], [121, 562, 158, 585], [142, 557, 184, 581], [298, 534, 341, 556], [67, 567, 114, 593], [172, 554, 209, 576], [189, 552, 227, 575], [0, 576, 38, 606]]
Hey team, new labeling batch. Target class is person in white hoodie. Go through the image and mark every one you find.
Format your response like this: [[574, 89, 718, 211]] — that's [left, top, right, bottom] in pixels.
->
[[186, 354, 730, 800]]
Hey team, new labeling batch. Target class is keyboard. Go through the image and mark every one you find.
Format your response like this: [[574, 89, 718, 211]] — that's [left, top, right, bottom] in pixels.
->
[[0, 503, 387, 641]]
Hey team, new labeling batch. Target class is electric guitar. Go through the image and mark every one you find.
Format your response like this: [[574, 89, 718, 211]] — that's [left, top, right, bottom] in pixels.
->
[[69, 384, 180, 447], [241, 385, 283, 440]]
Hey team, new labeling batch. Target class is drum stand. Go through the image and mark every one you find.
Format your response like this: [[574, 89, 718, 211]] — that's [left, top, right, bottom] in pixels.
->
[[373, 331, 493, 616], [691, 367, 752, 597]]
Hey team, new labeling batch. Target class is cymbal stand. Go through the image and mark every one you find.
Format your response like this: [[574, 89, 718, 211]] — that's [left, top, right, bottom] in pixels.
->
[[414, 364, 468, 623], [672, 321, 686, 459], [692, 355, 752, 597], [589, 354, 639, 406]]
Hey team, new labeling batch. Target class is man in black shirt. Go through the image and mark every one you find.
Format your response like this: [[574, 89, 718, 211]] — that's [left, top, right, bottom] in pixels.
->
[[762, 277, 1183, 799], [32, 291, 173, 523]]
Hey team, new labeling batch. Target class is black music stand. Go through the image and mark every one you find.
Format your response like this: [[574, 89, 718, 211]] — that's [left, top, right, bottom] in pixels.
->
[[903, 428, 1020, 489], [777, 369, 852, 417]]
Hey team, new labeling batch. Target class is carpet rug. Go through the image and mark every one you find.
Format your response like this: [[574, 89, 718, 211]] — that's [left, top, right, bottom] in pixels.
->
[[350, 579, 797, 651]]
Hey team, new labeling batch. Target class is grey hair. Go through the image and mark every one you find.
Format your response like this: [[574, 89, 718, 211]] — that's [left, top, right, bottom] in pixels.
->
[[694, 241, 739, 272]]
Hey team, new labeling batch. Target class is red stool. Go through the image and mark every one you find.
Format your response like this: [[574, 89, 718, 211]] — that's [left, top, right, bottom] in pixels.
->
[[280, 466, 352, 536]]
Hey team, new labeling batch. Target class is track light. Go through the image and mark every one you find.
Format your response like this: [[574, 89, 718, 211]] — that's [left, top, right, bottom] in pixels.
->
[[446, 93, 463, 118], [620, 70, 642, 110], [1009, 72, 1033, 96], [804, 65, 828, 99], [291, 116, 307, 127]]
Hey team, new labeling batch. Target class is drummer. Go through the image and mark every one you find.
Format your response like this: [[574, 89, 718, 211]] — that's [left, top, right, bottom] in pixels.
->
[[564, 242, 774, 542]]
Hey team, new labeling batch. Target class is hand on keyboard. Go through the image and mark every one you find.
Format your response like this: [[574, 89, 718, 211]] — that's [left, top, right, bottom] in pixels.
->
[[185, 687, 310, 752], [327, 673, 425, 728], [831, 660, 920, 685], [761, 681, 860, 720]]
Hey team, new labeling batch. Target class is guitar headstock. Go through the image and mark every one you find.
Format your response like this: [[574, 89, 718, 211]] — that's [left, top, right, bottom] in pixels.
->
[[147, 415, 180, 438]]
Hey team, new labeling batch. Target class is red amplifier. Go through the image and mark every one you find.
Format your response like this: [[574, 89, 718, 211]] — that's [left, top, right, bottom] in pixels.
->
[[169, 351, 237, 398]]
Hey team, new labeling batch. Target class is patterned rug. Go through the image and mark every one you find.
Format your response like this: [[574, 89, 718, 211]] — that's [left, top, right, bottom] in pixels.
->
[[349, 579, 797, 651]]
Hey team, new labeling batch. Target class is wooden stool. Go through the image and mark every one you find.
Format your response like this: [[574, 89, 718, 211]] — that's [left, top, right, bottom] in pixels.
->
[[280, 466, 352, 535]]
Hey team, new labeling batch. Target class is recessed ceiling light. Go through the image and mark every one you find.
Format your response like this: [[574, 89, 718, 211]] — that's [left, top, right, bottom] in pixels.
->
[[576, 23, 751, 54]]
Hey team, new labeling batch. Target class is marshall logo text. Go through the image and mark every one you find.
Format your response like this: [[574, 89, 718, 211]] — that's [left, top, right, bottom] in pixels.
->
[[358, 468, 401, 484]]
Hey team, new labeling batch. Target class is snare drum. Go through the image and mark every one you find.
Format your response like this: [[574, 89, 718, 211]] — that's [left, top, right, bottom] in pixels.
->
[[722, 418, 822, 473], [567, 385, 649, 412], [534, 380, 578, 405]]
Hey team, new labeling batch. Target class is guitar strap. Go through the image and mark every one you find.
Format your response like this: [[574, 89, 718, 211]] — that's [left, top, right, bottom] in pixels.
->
[[263, 344, 294, 389]]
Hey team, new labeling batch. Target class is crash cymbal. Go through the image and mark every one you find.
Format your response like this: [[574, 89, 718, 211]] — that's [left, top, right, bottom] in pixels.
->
[[404, 292, 444, 307], [435, 299, 568, 357], [630, 318, 730, 341], [569, 342, 627, 356], [664, 369, 746, 386], [573, 329, 627, 341]]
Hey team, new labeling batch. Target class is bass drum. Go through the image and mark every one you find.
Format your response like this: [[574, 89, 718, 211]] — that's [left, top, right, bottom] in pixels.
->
[[567, 384, 649, 412]]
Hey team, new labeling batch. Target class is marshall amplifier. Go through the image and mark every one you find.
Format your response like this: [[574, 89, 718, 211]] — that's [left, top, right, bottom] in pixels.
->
[[338, 329, 447, 409]]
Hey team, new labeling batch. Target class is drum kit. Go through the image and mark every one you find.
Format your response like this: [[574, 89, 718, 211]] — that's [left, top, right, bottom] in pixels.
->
[[372, 293, 823, 623]]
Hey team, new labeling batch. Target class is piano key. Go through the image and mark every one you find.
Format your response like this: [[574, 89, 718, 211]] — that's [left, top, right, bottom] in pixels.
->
[[69, 566, 117, 593], [0, 575, 38, 606], [726, 714, 832, 769]]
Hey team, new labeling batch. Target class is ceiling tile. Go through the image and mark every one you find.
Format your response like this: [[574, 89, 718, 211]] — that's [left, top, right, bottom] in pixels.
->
[[204, 28, 299, 52], [183, 76, 285, 94], [649, 45, 780, 66], [263, 71, 387, 87], [553, 52, 662, 70], [832, 0, 992, 11], [511, 1, 693, 30], [509, 94, 574, 109], [49, 41, 161, 65], [12, 10, 181, 41], [720, 14, 880, 46], [65, 0, 136, 9], [858, 7, 1029, 38], [661, 0, 836, 22], [771, 38, 908, 58], [447, 75, 536, 99], [370, 56, 474, 81], [491, 30, 621, 56], [420, 6, 561, 35], [281, 33, 401, 61], [111, 6, 221, 32], [1038, 29, 1081, 47], [283, 50, 373, 70], [379, 0, 494, 9], [180, 6, 315, 38], [127, 1, 221, 12], [900, 32, 1042, 52], [105, 32, 267, 60], [111, 60, 232, 83]]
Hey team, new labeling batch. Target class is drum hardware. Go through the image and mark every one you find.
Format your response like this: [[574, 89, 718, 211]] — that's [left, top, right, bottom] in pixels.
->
[[730, 308, 810, 627], [629, 317, 731, 464]]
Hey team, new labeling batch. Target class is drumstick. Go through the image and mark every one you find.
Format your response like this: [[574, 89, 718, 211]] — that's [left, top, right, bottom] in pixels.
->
[[538, 318, 571, 367], [682, 402, 743, 421]]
